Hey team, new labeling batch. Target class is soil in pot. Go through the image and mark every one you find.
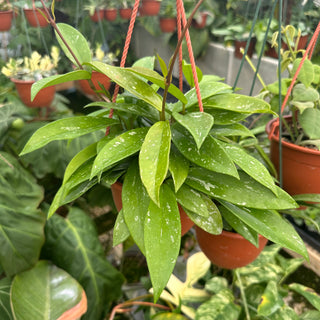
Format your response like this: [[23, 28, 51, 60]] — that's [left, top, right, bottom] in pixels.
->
[[266, 117, 320, 195], [195, 226, 268, 269], [24, 8, 49, 27], [12, 79, 55, 108], [110, 182, 194, 236], [78, 71, 111, 96], [0, 10, 14, 31]]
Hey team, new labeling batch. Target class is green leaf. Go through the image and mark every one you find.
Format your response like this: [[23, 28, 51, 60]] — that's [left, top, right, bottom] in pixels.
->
[[144, 184, 181, 301], [205, 276, 228, 294], [132, 56, 156, 69], [219, 201, 308, 260], [185, 252, 211, 287], [211, 123, 254, 137], [113, 209, 130, 246], [185, 195, 223, 234], [206, 109, 248, 125], [299, 108, 320, 139], [216, 140, 278, 195], [123, 160, 150, 254], [266, 79, 292, 96], [91, 127, 149, 178], [292, 83, 319, 103], [186, 168, 298, 210], [293, 194, 320, 203], [292, 58, 314, 87], [20, 116, 118, 155], [313, 65, 320, 84], [31, 70, 91, 101], [258, 281, 284, 316], [0, 278, 13, 320], [172, 124, 238, 178], [168, 145, 189, 192], [172, 111, 214, 149], [153, 314, 188, 320], [139, 121, 171, 205], [182, 61, 203, 88], [43, 207, 124, 320], [55, 23, 92, 66], [87, 61, 163, 111], [289, 283, 320, 311], [11, 261, 84, 320], [157, 54, 168, 77], [300, 311, 320, 319]]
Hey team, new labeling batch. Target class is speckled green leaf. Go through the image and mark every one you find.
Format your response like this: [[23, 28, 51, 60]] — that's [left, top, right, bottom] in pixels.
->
[[186, 168, 298, 210], [113, 209, 130, 246], [168, 145, 189, 192], [144, 184, 180, 301], [123, 160, 150, 254], [172, 124, 238, 178], [211, 123, 254, 137], [91, 127, 149, 178], [87, 61, 163, 111], [139, 121, 171, 205], [289, 283, 320, 311], [258, 281, 284, 316], [206, 109, 248, 125], [20, 116, 117, 155], [172, 111, 214, 149]]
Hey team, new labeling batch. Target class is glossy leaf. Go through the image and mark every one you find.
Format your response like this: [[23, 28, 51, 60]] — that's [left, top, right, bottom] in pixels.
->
[[216, 140, 278, 195], [55, 23, 92, 66], [211, 123, 254, 137], [43, 207, 124, 320], [299, 108, 320, 139], [144, 184, 181, 301], [0, 278, 13, 320], [289, 283, 320, 311], [87, 61, 163, 111], [91, 127, 149, 178], [139, 121, 171, 205], [172, 111, 214, 149], [31, 70, 91, 100], [219, 201, 308, 260], [185, 195, 223, 234], [186, 167, 298, 210], [11, 261, 84, 320], [205, 109, 248, 125], [123, 160, 150, 254], [20, 116, 117, 155], [157, 54, 168, 77], [113, 209, 130, 246], [168, 145, 189, 192], [182, 61, 203, 88], [172, 124, 238, 178]]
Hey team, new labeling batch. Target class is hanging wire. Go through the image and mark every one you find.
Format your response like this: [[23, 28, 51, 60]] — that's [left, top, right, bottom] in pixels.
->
[[278, 0, 283, 188], [176, 0, 183, 93], [20, 7, 33, 56]]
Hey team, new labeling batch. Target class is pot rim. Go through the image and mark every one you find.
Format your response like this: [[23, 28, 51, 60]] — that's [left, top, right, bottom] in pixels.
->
[[266, 117, 320, 156], [10, 78, 35, 84]]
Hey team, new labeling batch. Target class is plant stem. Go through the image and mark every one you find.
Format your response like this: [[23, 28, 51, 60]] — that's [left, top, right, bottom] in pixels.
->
[[161, 0, 204, 121], [235, 269, 251, 320]]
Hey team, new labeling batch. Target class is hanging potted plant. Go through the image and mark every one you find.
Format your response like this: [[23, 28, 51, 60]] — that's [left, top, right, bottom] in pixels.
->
[[119, 0, 134, 20], [22, 1, 308, 303], [104, 0, 118, 21], [159, 0, 177, 33], [264, 24, 320, 196], [0, 0, 14, 31], [77, 43, 117, 96], [139, 0, 162, 17], [1, 46, 59, 108], [84, 0, 105, 22]]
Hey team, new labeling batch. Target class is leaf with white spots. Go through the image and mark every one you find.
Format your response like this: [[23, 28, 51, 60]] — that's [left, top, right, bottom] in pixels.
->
[[144, 184, 181, 302], [113, 209, 130, 247], [169, 145, 189, 192]]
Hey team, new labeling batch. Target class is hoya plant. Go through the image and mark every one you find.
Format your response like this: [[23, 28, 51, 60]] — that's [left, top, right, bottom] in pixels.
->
[[20, 2, 308, 302]]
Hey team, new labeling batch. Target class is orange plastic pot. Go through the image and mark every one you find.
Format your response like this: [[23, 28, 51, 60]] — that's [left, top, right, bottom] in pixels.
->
[[104, 8, 117, 21], [266, 117, 320, 195], [119, 8, 132, 20], [57, 290, 87, 320], [140, 0, 161, 16], [24, 8, 49, 27], [90, 9, 104, 22], [78, 71, 111, 96], [0, 10, 14, 31], [12, 79, 55, 108], [159, 17, 176, 33], [111, 182, 194, 236], [195, 226, 268, 269]]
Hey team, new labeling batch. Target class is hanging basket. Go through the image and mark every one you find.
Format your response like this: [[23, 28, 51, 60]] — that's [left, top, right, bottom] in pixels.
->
[[140, 0, 161, 16], [12, 79, 55, 108], [119, 8, 133, 20], [104, 8, 117, 21], [24, 8, 49, 27], [159, 17, 177, 33], [78, 71, 111, 96], [0, 10, 14, 31], [90, 9, 104, 22], [192, 12, 208, 29]]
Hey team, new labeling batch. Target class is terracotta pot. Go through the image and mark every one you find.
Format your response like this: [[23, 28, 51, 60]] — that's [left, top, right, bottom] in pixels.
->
[[57, 290, 87, 320], [266, 117, 320, 195], [78, 71, 111, 95], [192, 12, 208, 29], [119, 8, 132, 20], [234, 39, 255, 59], [159, 17, 176, 33], [111, 182, 194, 236], [104, 8, 117, 21], [195, 226, 268, 269], [24, 8, 49, 27], [12, 79, 55, 108], [0, 10, 13, 31], [140, 0, 161, 16], [90, 9, 104, 22]]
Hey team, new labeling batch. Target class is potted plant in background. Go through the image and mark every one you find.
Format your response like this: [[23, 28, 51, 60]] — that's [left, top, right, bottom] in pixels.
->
[[1, 46, 59, 108], [0, 0, 14, 31], [265, 24, 320, 196], [104, 0, 118, 21], [159, 0, 177, 33], [84, 0, 105, 22], [22, 0, 309, 300], [140, 0, 162, 16], [119, 0, 135, 20]]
